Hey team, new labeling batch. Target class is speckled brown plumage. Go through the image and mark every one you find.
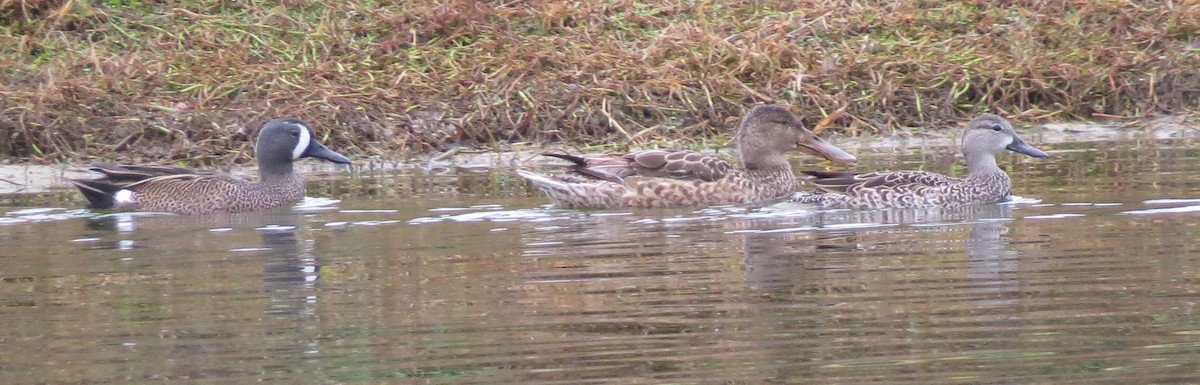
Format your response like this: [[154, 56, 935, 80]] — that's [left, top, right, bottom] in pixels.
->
[[792, 113, 1049, 209], [518, 105, 857, 209], [74, 165, 307, 215], [69, 119, 351, 215]]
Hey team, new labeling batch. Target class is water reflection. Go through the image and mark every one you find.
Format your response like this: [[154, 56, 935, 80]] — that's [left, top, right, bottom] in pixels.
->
[[3, 136, 1200, 383], [739, 203, 1019, 294], [963, 205, 1021, 311], [257, 221, 320, 317], [53, 210, 328, 380], [77, 210, 324, 316]]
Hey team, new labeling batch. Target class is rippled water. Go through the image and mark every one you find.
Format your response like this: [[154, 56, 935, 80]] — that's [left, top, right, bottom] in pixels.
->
[[3, 133, 1200, 384]]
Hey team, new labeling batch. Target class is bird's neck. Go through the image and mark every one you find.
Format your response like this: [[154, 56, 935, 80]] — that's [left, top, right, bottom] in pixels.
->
[[965, 151, 1001, 178], [258, 158, 297, 184]]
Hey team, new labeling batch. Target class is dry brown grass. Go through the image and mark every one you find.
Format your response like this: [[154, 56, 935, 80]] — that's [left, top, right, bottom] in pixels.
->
[[1, 0, 1198, 163]]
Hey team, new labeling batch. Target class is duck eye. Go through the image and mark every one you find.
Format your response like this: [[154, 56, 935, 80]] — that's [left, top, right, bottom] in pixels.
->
[[990, 124, 1002, 132], [290, 130, 300, 137]]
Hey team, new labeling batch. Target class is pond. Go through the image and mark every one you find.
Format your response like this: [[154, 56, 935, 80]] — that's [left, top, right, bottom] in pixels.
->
[[3, 127, 1200, 384]]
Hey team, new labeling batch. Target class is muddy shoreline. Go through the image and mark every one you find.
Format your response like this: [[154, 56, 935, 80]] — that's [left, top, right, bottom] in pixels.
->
[[4, 2, 1197, 162]]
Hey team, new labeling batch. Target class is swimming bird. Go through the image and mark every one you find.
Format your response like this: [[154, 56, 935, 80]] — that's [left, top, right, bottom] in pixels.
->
[[70, 118, 352, 215], [517, 104, 857, 209], [791, 113, 1048, 209]]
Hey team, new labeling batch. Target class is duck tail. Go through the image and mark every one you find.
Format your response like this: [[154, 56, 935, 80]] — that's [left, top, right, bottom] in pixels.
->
[[540, 153, 588, 166], [517, 169, 622, 208], [539, 153, 622, 183], [516, 169, 571, 192], [68, 178, 120, 209]]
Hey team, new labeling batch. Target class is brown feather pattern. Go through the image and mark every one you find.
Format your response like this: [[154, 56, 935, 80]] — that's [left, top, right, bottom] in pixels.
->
[[68, 118, 351, 215], [519, 105, 856, 209], [793, 169, 1013, 209], [72, 164, 307, 215], [792, 113, 1047, 209]]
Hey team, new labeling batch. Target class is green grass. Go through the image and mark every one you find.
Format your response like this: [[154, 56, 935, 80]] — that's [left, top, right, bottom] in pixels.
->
[[0, 0, 1197, 164]]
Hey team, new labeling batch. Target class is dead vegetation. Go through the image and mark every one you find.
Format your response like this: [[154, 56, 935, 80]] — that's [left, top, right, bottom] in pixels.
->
[[1, 0, 1198, 164]]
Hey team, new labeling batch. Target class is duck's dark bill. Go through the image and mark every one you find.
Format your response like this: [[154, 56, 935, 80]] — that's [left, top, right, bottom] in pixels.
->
[[304, 141, 353, 164], [798, 136, 858, 164], [1006, 140, 1049, 158]]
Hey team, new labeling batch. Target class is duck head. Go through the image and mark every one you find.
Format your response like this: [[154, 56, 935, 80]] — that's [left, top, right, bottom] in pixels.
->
[[961, 113, 1049, 159], [736, 105, 857, 169], [256, 118, 353, 166]]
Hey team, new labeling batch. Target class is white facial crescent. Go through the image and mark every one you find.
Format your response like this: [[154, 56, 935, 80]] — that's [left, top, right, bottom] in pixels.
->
[[291, 123, 311, 160]]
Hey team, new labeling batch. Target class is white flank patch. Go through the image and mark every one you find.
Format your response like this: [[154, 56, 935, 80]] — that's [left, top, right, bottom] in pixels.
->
[[114, 189, 136, 205], [292, 123, 311, 160]]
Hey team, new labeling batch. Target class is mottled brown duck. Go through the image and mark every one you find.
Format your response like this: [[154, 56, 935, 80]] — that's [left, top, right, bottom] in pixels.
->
[[518, 104, 857, 209], [70, 118, 352, 215], [791, 113, 1048, 209]]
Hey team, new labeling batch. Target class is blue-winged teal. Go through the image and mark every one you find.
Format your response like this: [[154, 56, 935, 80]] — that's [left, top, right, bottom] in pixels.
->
[[517, 104, 858, 209], [791, 113, 1048, 209], [70, 118, 352, 215]]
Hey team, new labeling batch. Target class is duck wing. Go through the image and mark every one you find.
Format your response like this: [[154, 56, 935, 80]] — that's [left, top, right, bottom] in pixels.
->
[[87, 163, 246, 185], [543, 150, 736, 183], [803, 170, 958, 193], [69, 164, 246, 210], [86, 163, 202, 181]]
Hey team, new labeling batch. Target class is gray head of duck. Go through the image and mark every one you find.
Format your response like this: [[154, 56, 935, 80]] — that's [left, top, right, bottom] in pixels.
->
[[961, 113, 1049, 160], [735, 105, 857, 169], [255, 119, 352, 180]]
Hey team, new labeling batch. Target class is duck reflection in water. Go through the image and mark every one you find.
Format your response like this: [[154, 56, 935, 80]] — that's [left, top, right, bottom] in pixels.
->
[[740, 203, 1020, 302], [258, 220, 321, 318], [81, 212, 322, 317]]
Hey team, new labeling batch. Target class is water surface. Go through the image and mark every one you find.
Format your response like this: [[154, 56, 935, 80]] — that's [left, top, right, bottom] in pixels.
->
[[3, 132, 1200, 384]]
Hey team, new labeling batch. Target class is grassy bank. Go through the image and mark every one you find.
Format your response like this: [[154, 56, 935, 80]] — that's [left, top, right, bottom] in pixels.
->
[[1, 0, 1198, 164]]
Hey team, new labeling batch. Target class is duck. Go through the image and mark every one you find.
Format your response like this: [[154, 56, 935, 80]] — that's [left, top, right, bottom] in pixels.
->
[[791, 113, 1048, 209], [517, 104, 858, 209], [69, 118, 352, 215]]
